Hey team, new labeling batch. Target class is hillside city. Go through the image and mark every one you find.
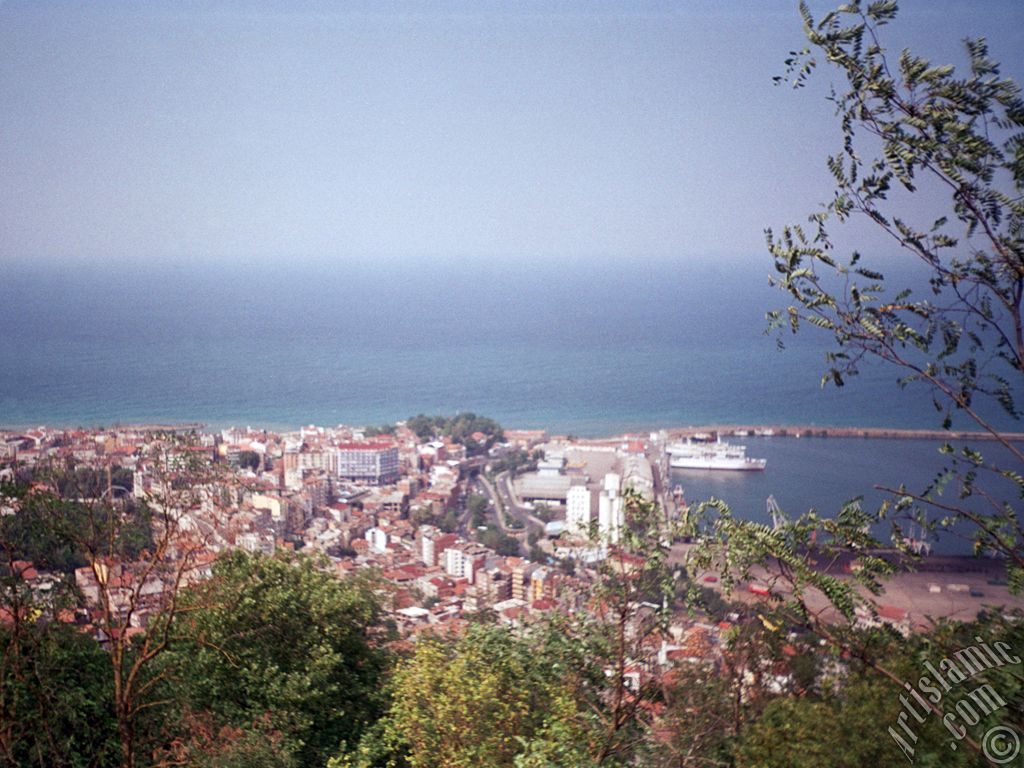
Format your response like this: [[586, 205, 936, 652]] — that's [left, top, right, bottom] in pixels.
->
[[1, 420, 695, 647], [4, 417, 1020, 677]]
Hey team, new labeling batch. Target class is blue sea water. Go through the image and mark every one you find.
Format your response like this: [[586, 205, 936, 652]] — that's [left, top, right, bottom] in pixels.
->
[[0, 259, 975, 434], [670, 436, 1022, 553], [2, 260, 1019, 554]]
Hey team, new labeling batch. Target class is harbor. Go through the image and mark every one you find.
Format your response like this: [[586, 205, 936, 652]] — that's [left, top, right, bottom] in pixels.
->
[[663, 424, 1024, 442]]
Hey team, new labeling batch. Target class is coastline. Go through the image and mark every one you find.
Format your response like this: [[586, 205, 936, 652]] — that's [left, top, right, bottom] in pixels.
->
[[3, 421, 1023, 443]]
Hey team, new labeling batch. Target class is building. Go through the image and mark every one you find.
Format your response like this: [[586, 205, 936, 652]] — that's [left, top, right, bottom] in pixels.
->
[[598, 473, 624, 544], [511, 561, 538, 601], [365, 527, 389, 553], [443, 547, 467, 579], [530, 567, 556, 602], [442, 545, 487, 583], [418, 527, 457, 567], [335, 442, 400, 484], [566, 484, 592, 539]]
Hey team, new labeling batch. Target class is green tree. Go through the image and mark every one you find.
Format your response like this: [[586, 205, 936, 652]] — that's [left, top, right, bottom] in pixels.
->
[[691, 5, 1024, 761], [339, 622, 593, 768], [766, 0, 1023, 583], [467, 494, 489, 528], [0, 620, 119, 767], [233, 451, 261, 471], [406, 414, 504, 455], [477, 525, 521, 557], [2, 440, 228, 768], [161, 550, 387, 767], [644, 660, 735, 768]]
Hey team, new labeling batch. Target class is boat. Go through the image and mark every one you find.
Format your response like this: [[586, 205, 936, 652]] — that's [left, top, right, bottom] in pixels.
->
[[666, 438, 766, 471]]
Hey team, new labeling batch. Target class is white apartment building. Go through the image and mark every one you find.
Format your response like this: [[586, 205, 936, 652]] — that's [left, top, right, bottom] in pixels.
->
[[566, 484, 592, 539], [598, 473, 624, 544]]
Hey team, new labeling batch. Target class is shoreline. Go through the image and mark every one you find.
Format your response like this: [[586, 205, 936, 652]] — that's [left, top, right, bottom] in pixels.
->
[[661, 425, 1024, 442], [3, 421, 1023, 443]]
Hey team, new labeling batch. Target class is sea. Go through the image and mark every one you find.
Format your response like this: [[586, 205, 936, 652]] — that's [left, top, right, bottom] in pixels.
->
[[2, 259, 1020, 552]]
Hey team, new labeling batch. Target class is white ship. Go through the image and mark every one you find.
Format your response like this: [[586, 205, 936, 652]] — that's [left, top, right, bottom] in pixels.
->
[[667, 437, 767, 471]]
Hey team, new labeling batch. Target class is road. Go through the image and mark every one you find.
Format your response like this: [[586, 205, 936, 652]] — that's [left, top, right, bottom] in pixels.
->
[[478, 471, 546, 535]]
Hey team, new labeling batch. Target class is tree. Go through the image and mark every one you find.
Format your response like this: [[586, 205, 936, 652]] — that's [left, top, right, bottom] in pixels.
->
[[578, 490, 682, 765], [732, 616, 1024, 768], [477, 525, 521, 557], [405, 414, 503, 454], [690, 2, 1023, 761], [339, 623, 576, 768], [644, 659, 735, 768], [467, 494, 489, 528], [233, 451, 261, 471], [766, 0, 1023, 584], [0, 621, 120, 767], [0, 481, 121, 768], [159, 550, 387, 767], [16, 436, 236, 768]]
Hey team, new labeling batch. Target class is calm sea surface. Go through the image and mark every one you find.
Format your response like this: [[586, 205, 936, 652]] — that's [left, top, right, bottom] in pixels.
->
[[0, 260, 982, 433], [2, 261, 1019, 554], [670, 436, 1022, 553]]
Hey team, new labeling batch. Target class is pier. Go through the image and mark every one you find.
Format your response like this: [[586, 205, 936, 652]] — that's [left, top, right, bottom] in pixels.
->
[[665, 425, 1024, 442]]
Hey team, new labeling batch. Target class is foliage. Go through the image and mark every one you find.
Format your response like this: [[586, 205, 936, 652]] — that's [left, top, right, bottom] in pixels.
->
[[476, 524, 521, 557], [731, 624, 1022, 768], [580, 490, 684, 764], [734, 676, 927, 768], [51, 465, 134, 501], [467, 494, 489, 528], [644, 660, 736, 768], [438, 510, 459, 533], [233, 450, 261, 471], [686, 5, 1024, 760], [0, 622, 120, 768], [533, 502, 553, 523], [338, 622, 594, 768], [162, 550, 388, 767], [18, 436, 236, 768], [489, 449, 537, 476], [0, 477, 152, 574], [406, 413, 503, 455], [766, 0, 1024, 585]]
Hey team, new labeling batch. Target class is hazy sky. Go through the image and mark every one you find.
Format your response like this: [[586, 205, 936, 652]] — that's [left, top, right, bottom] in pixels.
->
[[1, 0, 1022, 268]]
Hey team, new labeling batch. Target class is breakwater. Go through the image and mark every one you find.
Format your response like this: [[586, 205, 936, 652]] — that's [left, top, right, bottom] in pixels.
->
[[667, 425, 1024, 442]]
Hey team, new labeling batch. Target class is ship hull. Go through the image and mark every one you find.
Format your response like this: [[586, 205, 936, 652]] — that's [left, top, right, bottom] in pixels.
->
[[666, 438, 767, 471], [669, 457, 766, 471]]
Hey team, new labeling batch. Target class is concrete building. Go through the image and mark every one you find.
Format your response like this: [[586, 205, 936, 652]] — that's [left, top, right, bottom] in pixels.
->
[[516, 474, 571, 505], [442, 546, 487, 583], [335, 442, 400, 484], [537, 452, 566, 476], [252, 493, 288, 524], [418, 527, 457, 567], [512, 561, 539, 601], [621, 455, 654, 500], [474, 567, 513, 604], [365, 526, 389, 553], [598, 473, 624, 544], [566, 484, 592, 539], [443, 547, 466, 579], [530, 567, 555, 602]]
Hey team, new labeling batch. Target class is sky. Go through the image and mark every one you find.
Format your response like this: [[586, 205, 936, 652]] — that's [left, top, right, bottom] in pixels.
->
[[1, 0, 1022, 270]]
